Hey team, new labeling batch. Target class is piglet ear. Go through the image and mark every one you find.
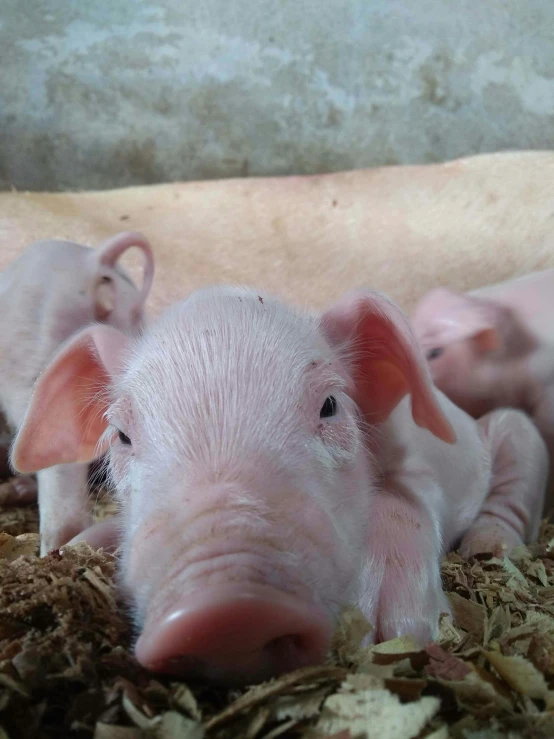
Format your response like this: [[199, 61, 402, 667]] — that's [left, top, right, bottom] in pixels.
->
[[321, 290, 456, 444], [412, 288, 501, 351], [472, 327, 500, 352], [11, 326, 129, 473]]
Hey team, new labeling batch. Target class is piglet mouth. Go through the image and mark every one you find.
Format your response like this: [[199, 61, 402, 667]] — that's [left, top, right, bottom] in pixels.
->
[[134, 582, 332, 686]]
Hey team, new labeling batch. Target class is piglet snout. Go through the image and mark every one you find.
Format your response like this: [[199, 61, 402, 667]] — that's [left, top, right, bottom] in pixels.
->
[[135, 583, 331, 685]]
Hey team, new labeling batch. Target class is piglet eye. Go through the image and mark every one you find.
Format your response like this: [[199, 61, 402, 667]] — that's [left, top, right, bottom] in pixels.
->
[[426, 347, 444, 360], [320, 396, 338, 418], [118, 430, 132, 446]]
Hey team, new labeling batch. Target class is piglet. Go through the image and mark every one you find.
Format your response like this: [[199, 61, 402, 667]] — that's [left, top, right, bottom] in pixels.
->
[[0, 232, 154, 553], [11, 286, 547, 685], [411, 269, 554, 514]]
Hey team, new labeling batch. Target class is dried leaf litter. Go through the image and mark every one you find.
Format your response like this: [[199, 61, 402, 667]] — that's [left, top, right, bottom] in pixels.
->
[[1, 485, 554, 739]]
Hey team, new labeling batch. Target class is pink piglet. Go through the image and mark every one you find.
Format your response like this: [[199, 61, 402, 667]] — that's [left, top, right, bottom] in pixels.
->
[[11, 286, 547, 684], [0, 231, 154, 554]]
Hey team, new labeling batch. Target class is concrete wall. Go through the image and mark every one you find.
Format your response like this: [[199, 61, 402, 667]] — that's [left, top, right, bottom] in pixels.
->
[[1, 0, 554, 191]]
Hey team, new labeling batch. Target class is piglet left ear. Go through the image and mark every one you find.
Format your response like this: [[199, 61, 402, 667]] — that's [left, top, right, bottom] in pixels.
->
[[11, 325, 129, 473], [321, 290, 456, 444]]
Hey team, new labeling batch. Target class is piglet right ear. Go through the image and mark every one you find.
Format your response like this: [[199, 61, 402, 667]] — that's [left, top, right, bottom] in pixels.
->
[[412, 288, 502, 350], [321, 290, 456, 444], [11, 326, 129, 473]]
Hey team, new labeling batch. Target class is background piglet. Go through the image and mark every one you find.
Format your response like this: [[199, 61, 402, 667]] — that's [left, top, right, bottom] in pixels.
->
[[11, 286, 547, 685], [0, 231, 154, 553], [411, 269, 554, 514]]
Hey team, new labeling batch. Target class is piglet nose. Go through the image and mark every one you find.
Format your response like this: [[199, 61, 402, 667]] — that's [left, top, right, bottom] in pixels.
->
[[135, 584, 332, 685]]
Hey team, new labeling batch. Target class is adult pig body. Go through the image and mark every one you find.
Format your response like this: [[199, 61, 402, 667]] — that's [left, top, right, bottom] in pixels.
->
[[1, 152, 554, 318], [11, 286, 547, 685], [0, 232, 154, 552]]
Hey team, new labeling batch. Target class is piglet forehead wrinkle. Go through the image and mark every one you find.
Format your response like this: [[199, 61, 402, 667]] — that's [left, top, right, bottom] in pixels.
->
[[125, 495, 342, 589]]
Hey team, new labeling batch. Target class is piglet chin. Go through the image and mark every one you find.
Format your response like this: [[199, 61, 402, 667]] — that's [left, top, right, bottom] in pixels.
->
[[135, 582, 332, 686]]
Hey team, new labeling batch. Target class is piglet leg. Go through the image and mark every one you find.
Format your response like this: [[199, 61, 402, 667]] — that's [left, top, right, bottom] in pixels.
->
[[360, 481, 451, 645], [37, 463, 92, 556], [460, 409, 548, 559], [67, 517, 121, 554], [530, 387, 554, 518]]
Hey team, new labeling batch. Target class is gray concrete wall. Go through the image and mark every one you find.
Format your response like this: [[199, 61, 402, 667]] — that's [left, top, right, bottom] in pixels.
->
[[1, 0, 554, 191]]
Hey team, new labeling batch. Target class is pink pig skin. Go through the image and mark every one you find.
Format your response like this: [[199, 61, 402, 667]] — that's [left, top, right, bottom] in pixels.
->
[[411, 269, 554, 515], [10, 287, 547, 685], [0, 232, 154, 554]]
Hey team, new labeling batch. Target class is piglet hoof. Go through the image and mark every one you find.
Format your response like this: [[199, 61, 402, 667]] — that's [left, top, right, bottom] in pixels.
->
[[459, 517, 524, 560], [377, 610, 445, 647], [67, 518, 121, 554], [0, 475, 37, 505], [40, 516, 93, 557], [376, 583, 451, 646]]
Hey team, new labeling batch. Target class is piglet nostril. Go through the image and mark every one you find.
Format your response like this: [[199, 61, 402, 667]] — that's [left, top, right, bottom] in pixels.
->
[[135, 583, 331, 686], [263, 633, 310, 673], [265, 633, 302, 655]]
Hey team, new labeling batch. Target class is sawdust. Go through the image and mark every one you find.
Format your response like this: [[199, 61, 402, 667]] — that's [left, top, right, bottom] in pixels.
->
[[0, 503, 38, 536], [1, 488, 554, 738]]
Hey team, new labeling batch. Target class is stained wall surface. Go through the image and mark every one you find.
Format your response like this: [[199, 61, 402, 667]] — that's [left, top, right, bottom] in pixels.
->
[[1, 0, 554, 190]]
